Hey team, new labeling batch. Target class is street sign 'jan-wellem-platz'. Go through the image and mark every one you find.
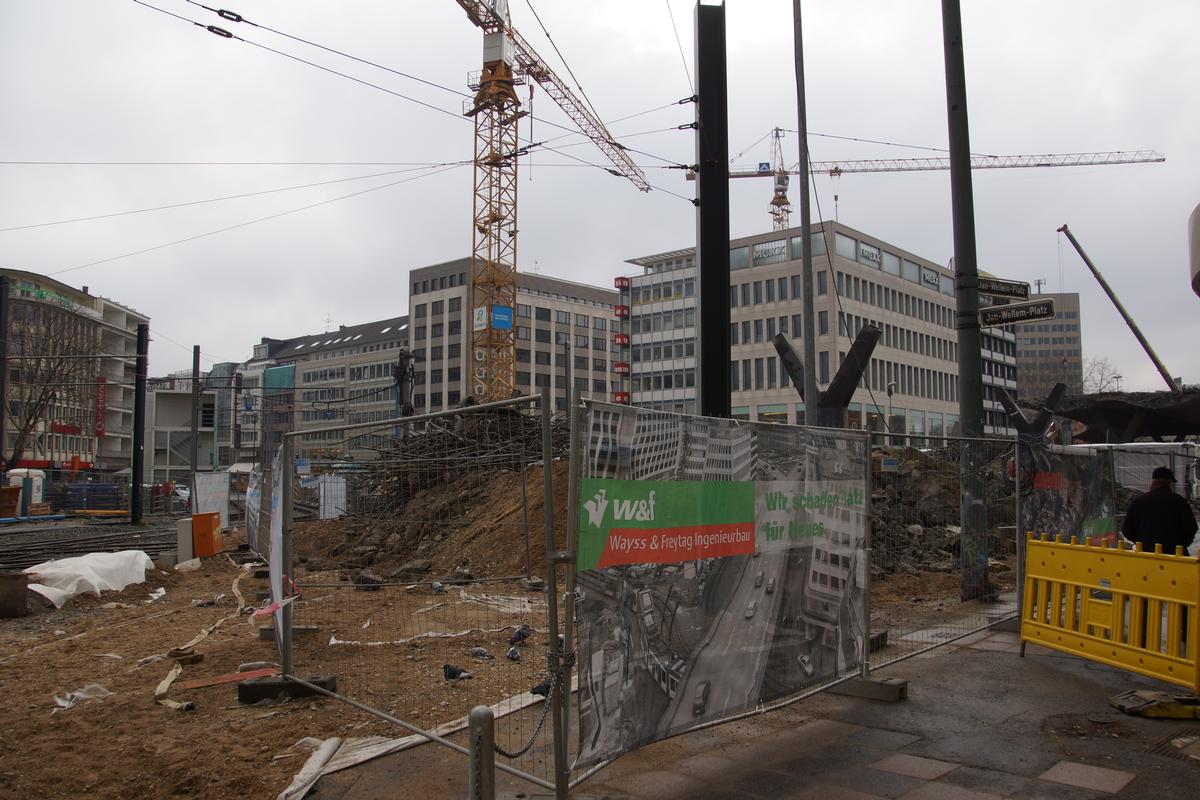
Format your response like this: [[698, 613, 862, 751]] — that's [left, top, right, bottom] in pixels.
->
[[978, 277, 1031, 300], [979, 298, 1055, 327]]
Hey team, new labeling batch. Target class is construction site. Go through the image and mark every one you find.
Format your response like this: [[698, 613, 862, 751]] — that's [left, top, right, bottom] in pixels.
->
[[1, 1, 1199, 799]]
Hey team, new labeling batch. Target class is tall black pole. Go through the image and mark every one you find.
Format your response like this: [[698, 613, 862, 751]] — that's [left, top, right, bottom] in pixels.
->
[[941, 0, 990, 601], [190, 344, 200, 511], [791, 1, 819, 423], [0, 276, 9, 470], [695, 1, 731, 418], [131, 323, 149, 525]]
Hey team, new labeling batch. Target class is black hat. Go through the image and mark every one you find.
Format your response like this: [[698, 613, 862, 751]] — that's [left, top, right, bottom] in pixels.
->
[[1152, 466, 1176, 482]]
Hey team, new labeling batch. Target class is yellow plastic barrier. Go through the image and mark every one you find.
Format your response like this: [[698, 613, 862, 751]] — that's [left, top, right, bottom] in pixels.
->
[[1021, 532, 1200, 693]]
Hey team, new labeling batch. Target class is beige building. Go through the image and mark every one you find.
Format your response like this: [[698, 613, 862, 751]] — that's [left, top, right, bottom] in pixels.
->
[[1014, 292, 1083, 400], [2, 269, 148, 473], [619, 222, 1019, 440], [408, 258, 620, 413]]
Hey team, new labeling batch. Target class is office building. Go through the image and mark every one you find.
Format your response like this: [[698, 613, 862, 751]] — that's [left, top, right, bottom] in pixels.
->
[[142, 381, 217, 484], [1014, 292, 1083, 400], [616, 222, 1019, 439], [409, 258, 619, 413], [239, 316, 411, 462], [1, 269, 148, 474]]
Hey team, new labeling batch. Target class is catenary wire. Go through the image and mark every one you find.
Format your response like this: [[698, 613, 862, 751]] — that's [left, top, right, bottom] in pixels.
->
[[32, 164, 464, 278], [0, 163, 469, 232], [181, 0, 471, 98], [663, 0, 694, 94]]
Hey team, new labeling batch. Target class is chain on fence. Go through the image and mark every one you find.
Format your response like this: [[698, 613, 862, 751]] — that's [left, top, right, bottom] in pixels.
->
[[285, 397, 571, 786], [868, 433, 1019, 668]]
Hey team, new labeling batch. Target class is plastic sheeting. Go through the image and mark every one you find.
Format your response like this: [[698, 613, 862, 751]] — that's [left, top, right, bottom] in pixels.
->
[[24, 550, 153, 608]]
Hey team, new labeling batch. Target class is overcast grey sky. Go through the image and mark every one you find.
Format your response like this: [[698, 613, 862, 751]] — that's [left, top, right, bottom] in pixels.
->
[[2, 1, 1196, 389]]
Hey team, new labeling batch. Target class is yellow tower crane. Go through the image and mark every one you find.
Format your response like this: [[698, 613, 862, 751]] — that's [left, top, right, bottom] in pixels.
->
[[455, 0, 650, 402], [692, 143, 1166, 231]]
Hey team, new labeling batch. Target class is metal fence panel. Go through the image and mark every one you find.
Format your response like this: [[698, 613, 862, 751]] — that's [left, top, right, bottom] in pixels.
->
[[868, 434, 1019, 668], [572, 401, 870, 769], [283, 395, 564, 789]]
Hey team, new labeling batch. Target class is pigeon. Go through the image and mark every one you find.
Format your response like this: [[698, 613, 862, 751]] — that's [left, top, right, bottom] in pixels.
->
[[509, 624, 532, 645], [470, 646, 494, 660], [506, 646, 521, 662], [443, 664, 474, 684], [531, 678, 551, 697], [431, 581, 446, 594]]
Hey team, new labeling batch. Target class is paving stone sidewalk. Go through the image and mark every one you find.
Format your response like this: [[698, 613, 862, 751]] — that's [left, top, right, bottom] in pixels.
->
[[311, 630, 1200, 799]]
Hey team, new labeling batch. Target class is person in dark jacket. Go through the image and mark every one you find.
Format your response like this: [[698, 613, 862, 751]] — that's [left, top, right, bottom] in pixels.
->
[[1120, 467, 1198, 554]]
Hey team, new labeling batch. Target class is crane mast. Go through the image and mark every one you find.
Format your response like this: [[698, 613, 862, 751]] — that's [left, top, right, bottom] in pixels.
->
[[455, 0, 649, 402]]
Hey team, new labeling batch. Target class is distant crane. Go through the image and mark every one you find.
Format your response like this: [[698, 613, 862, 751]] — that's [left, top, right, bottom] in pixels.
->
[[454, 0, 649, 401], [690, 132, 1166, 231]]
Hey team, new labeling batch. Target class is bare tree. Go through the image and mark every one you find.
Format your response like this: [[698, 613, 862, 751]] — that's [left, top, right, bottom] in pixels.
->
[[1082, 356, 1123, 394], [4, 299, 100, 467]]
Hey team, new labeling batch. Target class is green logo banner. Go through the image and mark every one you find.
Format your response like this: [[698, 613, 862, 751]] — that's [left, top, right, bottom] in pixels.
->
[[577, 478, 755, 570]]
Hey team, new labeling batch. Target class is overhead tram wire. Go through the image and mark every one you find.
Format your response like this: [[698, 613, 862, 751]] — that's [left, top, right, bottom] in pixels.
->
[[155, 1, 690, 181], [0, 162, 471, 233], [180, 0, 471, 98], [523, 0, 606, 125], [130, 0, 470, 125], [36, 163, 465, 278], [663, 0, 694, 94]]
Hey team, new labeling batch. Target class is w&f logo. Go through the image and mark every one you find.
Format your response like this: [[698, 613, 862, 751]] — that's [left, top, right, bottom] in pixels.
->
[[583, 488, 656, 528]]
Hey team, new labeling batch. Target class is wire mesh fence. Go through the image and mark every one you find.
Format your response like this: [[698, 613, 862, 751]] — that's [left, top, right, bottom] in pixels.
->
[[281, 394, 569, 789], [868, 433, 1019, 668]]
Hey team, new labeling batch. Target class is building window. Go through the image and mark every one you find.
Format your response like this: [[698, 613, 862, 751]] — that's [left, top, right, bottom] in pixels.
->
[[730, 285, 737, 308], [555, 310, 571, 324], [449, 297, 462, 312], [415, 303, 427, 318], [730, 322, 738, 345], [753, 281, 763, 304], [535, 373, 550, 387], [431, 323, 443, 338], [516, 370, 530, 385], [535, 307, 551, 321], [818, 311, 829, 336], [730, 246, 750, 270], [819, 351, 830, 384], [753, 319, 764, 343], [448, 320, 461, 335], [790, 275, 802, 299], [593, 317, 606, 330], [516, 348, 531, 363], [742, 360, 751, 391], [754, 358, 764, 390], [817, 271, 828, 295], [730, 360, 739, 390], [593, 337, 606, 351], [575, 334, 588, 347], [535, 329, 551, 343], [575, 313, 589, 328], [535, 351, 551, 366], [835, 233, 857, 259], [516, 325, 530, 341], [415, 327, 426, 340], [432, 300, 444, 315], [752, 239, 788, 266], [517, 303, 530, 318], [765, 280, 775, 303]]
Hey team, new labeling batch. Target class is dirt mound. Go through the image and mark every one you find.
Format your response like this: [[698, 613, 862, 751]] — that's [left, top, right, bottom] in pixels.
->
[[293, 460, 570, 581]]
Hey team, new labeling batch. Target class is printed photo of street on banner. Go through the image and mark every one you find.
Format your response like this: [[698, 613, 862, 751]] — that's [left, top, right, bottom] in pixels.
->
[[574, 402, 869, 768]]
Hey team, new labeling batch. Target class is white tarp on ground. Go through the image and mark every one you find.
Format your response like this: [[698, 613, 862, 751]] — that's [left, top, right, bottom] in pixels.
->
[[194, 471, 231, 529], [24, 550, 153, 608], [318, 475, 347, 520]]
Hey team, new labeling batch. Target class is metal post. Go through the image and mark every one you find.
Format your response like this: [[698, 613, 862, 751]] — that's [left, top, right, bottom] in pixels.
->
[[131, 324, 148, 525], [539, 388, 567, 799], [1057, 224, 1180, 393], [280, 434, 295, 676], [190, 345, 200, 513], [1014, 436, 1024, 621], [0, 276, 9, 470], [559, 388, 582, 786], [695, 1, 731, 418], [791, 0, 819, 415], [941, 0, 989, 601], [468, 705, 496, 800], [860, 433, 872, 678]]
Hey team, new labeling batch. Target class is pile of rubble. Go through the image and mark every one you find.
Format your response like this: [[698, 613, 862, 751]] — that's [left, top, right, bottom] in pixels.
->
[[870, 445, 1016, 576]]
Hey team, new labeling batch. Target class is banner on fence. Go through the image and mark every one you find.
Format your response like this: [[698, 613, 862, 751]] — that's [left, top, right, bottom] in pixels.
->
[[194, 472, 230, 529], [245, 468, 262, 552], [575, 403, 868, 768], [1020, 445, 1117, 543], [319, 474, 347, 520]]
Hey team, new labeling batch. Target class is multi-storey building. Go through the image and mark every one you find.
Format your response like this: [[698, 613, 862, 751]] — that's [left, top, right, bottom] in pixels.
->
[[239, 316, 411, 462], [616, 222, 1019, 440], [1, 269, 148, 474], [1014, 292, 1083, 400], [142, 381, 217, 484], [408, 258, 620, 413]]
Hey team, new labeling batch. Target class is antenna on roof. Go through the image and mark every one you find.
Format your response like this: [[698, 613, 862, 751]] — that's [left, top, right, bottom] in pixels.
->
[[323, 313, 333, 332], [1033, 278, 1047, 294]]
